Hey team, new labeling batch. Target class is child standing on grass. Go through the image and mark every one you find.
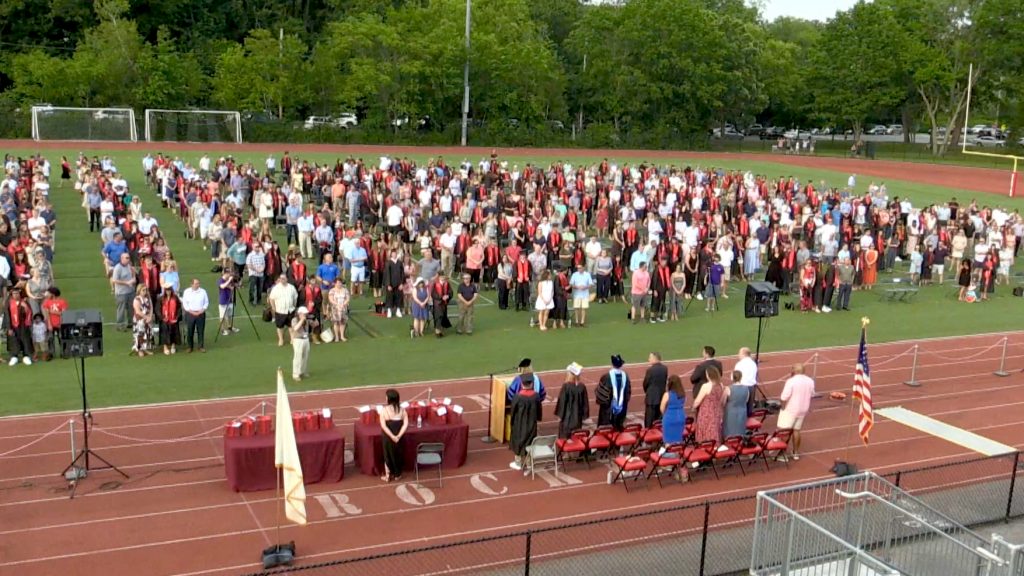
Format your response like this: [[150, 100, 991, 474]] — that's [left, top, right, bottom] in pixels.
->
[[31, 313, 48, 362]]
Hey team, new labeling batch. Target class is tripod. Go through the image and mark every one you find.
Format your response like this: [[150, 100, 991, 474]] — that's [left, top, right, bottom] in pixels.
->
[[62, 356, 128, 498], [215, 276, 261, 343]]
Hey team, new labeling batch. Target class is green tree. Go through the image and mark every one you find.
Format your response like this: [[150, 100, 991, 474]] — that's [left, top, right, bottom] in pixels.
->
[[807, 2, 907, 139], [134, 28, 207, 110], [212, 28, 310, 119]]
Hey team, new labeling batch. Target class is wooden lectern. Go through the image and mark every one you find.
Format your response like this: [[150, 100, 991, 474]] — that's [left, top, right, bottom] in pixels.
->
[[486, 374, 517, 443]]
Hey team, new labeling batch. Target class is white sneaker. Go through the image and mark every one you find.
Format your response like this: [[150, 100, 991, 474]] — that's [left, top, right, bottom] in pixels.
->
[[23, 357, 32, 366], [823, 306, 832, 313], [387, 309, 392, 318], [509, 461, 522, 471], [231, 327, 240, 333], [396, 309, 403, 318], [8, 357, 18, 366], [697, 293, 704, 300], [221, 330, 230, 336]]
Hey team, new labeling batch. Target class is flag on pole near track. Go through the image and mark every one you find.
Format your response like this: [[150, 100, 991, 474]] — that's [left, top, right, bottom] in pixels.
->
[[275, 370, 307, 525], [852, 320, 874, 445]]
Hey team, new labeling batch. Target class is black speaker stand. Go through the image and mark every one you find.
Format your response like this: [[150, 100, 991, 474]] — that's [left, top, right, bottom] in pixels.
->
[[754, 315, 766, 363], [62, 356, 129, 498]]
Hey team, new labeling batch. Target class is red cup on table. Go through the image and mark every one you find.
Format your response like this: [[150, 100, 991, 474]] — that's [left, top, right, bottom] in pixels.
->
[[240, 417, 255, 437], [254, 415, 273, 435], [321, 408, 334, 429], [292, 412, 304, 433], [225, 421, 240, 437], [304, 411, 319, 432]]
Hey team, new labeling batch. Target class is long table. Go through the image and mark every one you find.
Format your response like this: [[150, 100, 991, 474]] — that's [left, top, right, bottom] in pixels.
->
[[353, 420, 469, 476], [224, 428, 345, 492]]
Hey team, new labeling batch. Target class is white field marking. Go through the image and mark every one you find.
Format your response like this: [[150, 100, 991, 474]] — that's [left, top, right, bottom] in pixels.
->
[[3, 330, 1018, 421]]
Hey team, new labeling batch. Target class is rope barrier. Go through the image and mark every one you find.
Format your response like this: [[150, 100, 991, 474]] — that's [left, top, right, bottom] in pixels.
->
[[91, 402, 265, 445], [0, 420, 71, 458], [917, 340, 1008, 362]]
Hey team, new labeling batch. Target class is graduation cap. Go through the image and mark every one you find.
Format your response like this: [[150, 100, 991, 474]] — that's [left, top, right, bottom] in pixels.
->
[[611, 355, 624, 368], [518, 358, 532, 370]]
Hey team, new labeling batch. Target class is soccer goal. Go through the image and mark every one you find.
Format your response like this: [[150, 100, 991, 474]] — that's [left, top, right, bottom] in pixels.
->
[[144, 109, 243, 144], [31, 106, 138, 141]]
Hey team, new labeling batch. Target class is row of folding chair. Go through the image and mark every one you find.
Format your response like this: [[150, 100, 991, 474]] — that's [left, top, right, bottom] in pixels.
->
[[611, 428, 796, 492]]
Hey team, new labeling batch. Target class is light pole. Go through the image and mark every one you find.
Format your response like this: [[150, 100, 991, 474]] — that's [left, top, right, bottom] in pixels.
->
[[460, 0, 471, 147]]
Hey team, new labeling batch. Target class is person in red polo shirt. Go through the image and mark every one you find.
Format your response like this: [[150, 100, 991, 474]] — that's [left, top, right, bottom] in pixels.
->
[[5, 289, 33, 366], [41, 286, 67, 360]]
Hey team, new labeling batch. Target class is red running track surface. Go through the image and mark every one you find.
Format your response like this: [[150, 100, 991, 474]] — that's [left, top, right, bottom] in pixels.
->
[[1, 331, 1022, 576]]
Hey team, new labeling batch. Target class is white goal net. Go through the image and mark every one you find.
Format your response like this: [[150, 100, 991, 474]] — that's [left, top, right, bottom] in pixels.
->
[[31, 106, 138, 141], [145, 109, 242, 143]]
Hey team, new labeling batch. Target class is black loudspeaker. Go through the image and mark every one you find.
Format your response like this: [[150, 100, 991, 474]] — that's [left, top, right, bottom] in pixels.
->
[[60, 309, 104, 359], [745, 282, 781, 319]]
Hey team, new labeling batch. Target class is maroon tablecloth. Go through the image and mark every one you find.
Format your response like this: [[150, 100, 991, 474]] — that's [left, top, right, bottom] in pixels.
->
[[353, 420, 469, 476], [224, 428, 345, 492]]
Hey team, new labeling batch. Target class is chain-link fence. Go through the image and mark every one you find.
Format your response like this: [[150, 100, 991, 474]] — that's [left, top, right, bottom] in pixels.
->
[[242, 452, 1024, 576]]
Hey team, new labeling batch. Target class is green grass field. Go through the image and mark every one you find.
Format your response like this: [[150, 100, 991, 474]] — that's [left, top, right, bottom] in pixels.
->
[[3, 146, 1022, 417]]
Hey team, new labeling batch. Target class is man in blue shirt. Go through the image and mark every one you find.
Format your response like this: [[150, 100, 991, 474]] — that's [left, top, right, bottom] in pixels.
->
[[102, 231, 128, 269], [705, 254, 725, 312], [316, 253, 340, 291], [349, 240, 368, 297], [569, 263, 593, 327]]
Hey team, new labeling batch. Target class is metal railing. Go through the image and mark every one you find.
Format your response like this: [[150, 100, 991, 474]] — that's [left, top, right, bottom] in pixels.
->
[[242, 451, 1024, 576], [751, 471, 1014, 576]]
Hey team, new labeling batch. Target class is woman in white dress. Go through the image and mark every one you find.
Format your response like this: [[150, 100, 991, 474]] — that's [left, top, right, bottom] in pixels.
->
[[534, 270, 554, 331], [258, 189, 275, 225]]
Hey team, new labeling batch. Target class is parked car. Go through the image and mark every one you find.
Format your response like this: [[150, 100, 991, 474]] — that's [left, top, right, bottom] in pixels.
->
[[747, 124, 764, 135], [335, 112, 358, 128], [887, 124, 903, 135], [303, 116, 333, 130], [968, 124, 990, 135], [972, 135, 1005, 148], [783, 129, 811, 140], [546, 120, 565, 131], [713, 127, 745, 140], [759, 127, 784, 140], [867, 125, 888, 135]]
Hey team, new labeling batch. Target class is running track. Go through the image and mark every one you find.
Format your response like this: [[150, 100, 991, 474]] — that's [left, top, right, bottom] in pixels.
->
[[1, 331, 1023, 576]]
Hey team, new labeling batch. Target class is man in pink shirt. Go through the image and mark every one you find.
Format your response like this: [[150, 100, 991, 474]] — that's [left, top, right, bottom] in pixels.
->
[[778, 363, 815, 460], [630, 261, 651, 324]]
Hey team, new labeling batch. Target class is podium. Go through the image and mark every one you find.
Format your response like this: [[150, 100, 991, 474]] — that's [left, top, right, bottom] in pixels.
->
[[484, 374, 517, 443]]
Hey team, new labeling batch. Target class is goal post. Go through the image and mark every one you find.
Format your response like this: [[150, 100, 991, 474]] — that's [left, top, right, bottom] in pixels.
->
[[144, 109, 243, 144], [31, 106, 138, 141]]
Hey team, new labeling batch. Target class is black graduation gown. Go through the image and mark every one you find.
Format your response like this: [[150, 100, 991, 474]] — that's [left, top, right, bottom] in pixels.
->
[[554, 382, 590, 439], [596, 371, 631, 431], [509, 391, 541, 457]]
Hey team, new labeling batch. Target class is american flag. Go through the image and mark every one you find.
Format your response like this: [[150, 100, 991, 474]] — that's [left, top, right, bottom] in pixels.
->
[[852, 327, 873, 444]]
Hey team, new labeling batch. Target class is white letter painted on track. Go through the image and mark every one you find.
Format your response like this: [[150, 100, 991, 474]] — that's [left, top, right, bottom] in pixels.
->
[[534, 469, 583, 488], [396, 482, 436, 506], [464, 394, 491, 410], [313, 493, 363, 518], [470, 473, 508, 496]]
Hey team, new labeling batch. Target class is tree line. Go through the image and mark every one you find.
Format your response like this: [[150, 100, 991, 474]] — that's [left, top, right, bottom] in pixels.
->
[[0, 0, 1020, 152]]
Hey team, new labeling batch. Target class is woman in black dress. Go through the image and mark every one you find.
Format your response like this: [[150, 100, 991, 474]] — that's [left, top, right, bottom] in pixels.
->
[[957, 260, 972, 301], [379, 389, 409, 482]]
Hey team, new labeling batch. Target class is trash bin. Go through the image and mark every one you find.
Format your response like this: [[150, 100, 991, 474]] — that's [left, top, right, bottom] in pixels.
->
[[866, 141, 876, 159]]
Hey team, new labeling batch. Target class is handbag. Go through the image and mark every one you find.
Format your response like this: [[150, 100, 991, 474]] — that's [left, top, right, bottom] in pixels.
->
[[261, 304, 273, 323]]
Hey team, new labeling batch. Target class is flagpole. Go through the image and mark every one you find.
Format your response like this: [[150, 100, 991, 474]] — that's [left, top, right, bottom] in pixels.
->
[[276, 368, 283, 553], [834, 317, 869, 477]]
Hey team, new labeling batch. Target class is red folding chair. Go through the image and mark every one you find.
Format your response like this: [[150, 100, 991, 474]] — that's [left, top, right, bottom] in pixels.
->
[[746, 409, 769, 433], [614, 423, 642, 454], [612, 447, 652, 492], [741, 432, 770, 472], [682, 417, 696, 446], [556, 430, 591, 470], [587, 425, 615, 461], [712, 435, 746, 476], [683, 440, 717, 480], [647, 443, 685, 487], [762, 429, 794, 468], [641, 420, 664, 448]]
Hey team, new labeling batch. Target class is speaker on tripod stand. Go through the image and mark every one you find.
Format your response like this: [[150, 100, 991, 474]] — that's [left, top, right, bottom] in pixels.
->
[[746, 282, 781, 411], [60, 309, 128, 498]]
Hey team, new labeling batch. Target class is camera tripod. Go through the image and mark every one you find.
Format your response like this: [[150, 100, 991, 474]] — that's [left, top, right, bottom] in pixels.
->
[[215, 276, 262, 343]]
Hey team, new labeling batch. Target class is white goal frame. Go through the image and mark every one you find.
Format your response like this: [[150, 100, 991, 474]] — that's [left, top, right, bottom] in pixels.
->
[[31, 106, 138, 141], [144, 109, 243, 144]]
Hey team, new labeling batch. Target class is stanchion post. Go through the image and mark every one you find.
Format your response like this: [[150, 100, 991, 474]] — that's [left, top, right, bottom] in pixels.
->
[[994, 337, 1010, 377], [261, 401, 267, 416], [811, 353, 823, 399], [903, 345, 921, 387]]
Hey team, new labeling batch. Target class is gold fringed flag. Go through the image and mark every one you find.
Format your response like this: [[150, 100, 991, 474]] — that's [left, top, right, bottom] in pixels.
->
[[852, 319, 874, 445], [275, 370, 307, 525]]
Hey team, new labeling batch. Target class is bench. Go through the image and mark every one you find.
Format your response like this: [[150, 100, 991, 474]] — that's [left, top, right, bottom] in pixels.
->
[[880, 288, 919, 303]]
